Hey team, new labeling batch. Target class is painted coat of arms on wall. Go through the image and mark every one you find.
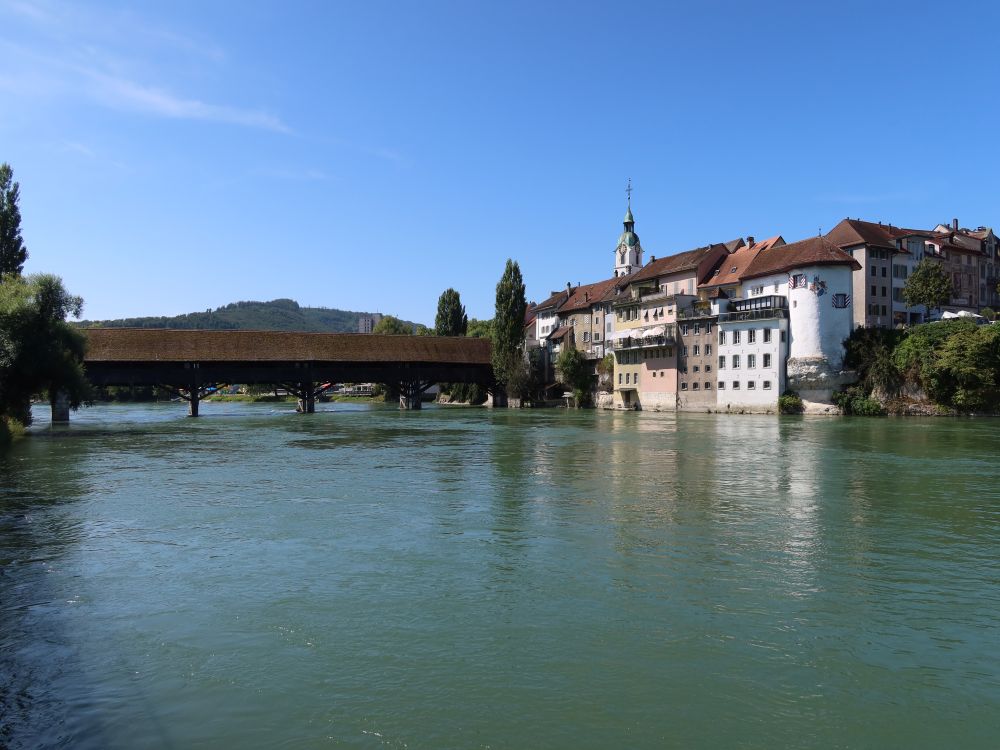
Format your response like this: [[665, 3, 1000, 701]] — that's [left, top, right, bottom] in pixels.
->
[[809, 276, 827, 296]]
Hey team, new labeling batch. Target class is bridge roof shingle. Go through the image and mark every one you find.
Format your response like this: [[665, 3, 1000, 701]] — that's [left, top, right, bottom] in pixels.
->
[[83, 328, 492, 365]]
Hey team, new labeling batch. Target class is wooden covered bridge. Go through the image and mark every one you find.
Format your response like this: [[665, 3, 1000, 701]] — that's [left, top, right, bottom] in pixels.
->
[[78, 328, 494, 418]]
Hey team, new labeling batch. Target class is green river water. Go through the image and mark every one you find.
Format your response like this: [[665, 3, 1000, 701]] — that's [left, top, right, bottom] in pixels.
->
[[2, 402, 999, 748]]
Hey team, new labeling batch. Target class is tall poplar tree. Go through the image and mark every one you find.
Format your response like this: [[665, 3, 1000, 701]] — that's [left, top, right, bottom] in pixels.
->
[[0, 163, 28, 278], [434, 288, 468, 336], [492, 259, 527, 393]]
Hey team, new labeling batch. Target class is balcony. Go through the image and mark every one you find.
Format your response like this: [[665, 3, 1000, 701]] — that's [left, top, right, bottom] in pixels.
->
[[614, 324, 677, 350], [718, 307, 788, 323]]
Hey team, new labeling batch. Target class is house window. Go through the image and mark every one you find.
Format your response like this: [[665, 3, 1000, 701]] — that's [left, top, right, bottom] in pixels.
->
[[682, 346, 688, 356], [780, 331, 786, 342], [681, 324, 690, 335], [719, 331, 726, 345], [694, 323, 701, 334], [881, 267, 887, 277], [693, 344, 700, 356], [881, 286, 887, 298], [718, 381, 725, 390], [625, 373, 630, 384], [705, 344, 712, 356], [681, 382, 688, 391], [881, 305, 887, 316], [719, 356, 726, 369], [748, 329, 756, 344], [763, 353, 771, 368], [871, 285, 877, 297], [583, 332, 590, 342], [705, 381, 712, 389], [763, 380, 772, 390], [692, 382, 700, 390], [732, 381, 740, 390], [763, 328, 771, 343], [618, 373, 622, 384], [871, 266, 877, 276], [733, 355, 740, 369], [733, 330, 741, 344], [693, 365, 700, 372], [748, 354, 756, 368], [706, 364, 712, 373], [748, 381, 756, 390]]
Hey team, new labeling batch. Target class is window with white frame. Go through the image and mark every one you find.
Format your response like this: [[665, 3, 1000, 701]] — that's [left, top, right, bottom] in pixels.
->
[[732, 354, 740, 369], [748, 329, 756, 344], [763, 353, 771, 368], [748, 354, 756, 368], [719, 355, 726, 369], [733, 330, 741, 344], [763, 328, 771, 343]]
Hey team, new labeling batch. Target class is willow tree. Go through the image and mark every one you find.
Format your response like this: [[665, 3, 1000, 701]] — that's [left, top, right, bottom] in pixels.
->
[[0, 274, 88, 426]]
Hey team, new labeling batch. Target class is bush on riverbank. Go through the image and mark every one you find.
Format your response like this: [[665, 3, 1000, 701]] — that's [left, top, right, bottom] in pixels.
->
[[778, 390, 804, 414], [840, 320, 1000, 414]]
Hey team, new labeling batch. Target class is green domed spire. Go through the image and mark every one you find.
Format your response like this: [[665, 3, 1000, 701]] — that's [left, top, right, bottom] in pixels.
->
[[624, 205, 634, 223]]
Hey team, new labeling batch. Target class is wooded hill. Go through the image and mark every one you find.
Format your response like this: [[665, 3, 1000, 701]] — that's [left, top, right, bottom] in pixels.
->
[[77, 298, 418, 333]]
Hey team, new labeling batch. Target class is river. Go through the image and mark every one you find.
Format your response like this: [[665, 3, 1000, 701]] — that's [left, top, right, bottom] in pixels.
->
[[2, 402, 999, 748]]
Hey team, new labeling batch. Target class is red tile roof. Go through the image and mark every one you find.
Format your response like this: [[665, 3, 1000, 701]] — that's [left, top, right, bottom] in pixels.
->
[[825, 218, 899, 250], [548, 326, 572, 341], [741, 236, 861, 281], [627, 244, 728, 285], [701, 235, 784, 290], [560, 276, 625, 312]]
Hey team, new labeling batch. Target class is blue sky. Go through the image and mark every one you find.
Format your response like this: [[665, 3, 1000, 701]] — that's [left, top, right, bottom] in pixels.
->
[[2, 0, 999, 323]]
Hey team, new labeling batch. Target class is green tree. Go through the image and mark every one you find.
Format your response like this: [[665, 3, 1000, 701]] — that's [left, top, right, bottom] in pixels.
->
[[0, 274, 88, 426], [0, 163, 29, 278], [467, 318, 493, 339], [555, 345, 593, 406], [981, 306, 997, 322], [492, 260, 527, 394], [372, 315, 414, 335], [434, 288, 468, 336], [902, 258, 952, 314]]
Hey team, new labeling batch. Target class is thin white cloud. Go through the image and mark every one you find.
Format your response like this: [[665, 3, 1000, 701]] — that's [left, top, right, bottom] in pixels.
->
[[253, 166, 332, 181], [60, 140, 95, 158], [84, 70, 291, 133], [0, 3, 288, 134]]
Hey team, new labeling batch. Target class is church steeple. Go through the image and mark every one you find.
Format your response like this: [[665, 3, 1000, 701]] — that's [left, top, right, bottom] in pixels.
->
[[614, 179, 643, 277]]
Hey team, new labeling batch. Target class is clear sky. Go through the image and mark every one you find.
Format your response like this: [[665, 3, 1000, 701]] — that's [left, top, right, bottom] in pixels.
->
[[2, 0, 999, 324]]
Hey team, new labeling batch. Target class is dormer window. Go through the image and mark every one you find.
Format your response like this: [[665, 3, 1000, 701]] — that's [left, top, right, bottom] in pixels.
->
[[730, 267, 737, 273]]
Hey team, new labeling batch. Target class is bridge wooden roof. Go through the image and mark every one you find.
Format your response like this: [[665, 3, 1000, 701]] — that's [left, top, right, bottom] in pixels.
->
[[83, 328, 492, 365]]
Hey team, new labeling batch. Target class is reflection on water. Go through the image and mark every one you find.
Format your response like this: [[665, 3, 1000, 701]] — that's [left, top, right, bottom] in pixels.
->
[[2, 403, 1000, 748]]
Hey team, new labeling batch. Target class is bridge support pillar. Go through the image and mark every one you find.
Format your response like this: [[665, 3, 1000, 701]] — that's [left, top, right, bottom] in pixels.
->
[[297, 382, 315, 413], [51, 390, 70, 423], [189, 389, 200, 417], [399, 381, 423, 410]]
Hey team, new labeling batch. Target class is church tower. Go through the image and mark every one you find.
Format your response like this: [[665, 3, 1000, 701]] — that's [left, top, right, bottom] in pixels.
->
[[614, 179, 643, 277]]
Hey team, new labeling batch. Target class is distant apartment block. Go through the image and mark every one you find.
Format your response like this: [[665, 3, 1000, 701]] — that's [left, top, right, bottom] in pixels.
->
[[358, 313, 383, 334]]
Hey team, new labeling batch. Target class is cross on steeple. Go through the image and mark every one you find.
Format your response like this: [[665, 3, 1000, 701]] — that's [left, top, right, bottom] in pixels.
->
[[625, 177, 633, 207]]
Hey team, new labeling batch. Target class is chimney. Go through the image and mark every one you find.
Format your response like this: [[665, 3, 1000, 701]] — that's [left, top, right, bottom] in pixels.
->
[[650, 255, 656, 262], [566, 282, 572, 298], [747, 236, 755, 247], [953, 218, 959, 231], [584, 291, 589, 302]]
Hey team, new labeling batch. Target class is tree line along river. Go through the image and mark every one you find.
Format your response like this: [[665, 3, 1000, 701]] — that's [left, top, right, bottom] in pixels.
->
[[2, 401, 999, 749]]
